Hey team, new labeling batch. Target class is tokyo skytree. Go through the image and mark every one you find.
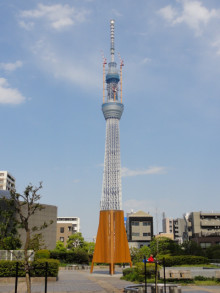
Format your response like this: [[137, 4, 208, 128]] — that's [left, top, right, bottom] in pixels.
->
[[91, 20, 131, 275], [100, 19, 123, 211]]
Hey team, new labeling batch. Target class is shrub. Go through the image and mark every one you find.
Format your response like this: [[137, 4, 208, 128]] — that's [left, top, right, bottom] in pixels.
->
[[123, 267, 133, 276], [0, 259, 59, 277], [31, 259, 59, 277], [122, 262, 161, 283], [50, 250, 89, 264], [35, 249, 50, 260], [156, 255, 209, 266], [0, 261, 25, 277]]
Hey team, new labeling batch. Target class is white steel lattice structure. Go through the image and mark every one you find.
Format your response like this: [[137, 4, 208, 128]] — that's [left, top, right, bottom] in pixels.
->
[[100, 20, 124, 211]]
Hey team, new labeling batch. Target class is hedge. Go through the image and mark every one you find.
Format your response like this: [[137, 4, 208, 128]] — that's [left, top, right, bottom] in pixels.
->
[[156, 255, 209, 266], [0, 259, 59, 277], [35, 249, 50, 260], [50, 250, 89, 264]]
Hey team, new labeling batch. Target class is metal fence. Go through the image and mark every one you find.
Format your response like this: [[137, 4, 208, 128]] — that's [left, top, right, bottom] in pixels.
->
[[14, 261, 50, 293], [0, 250, 34, 261]]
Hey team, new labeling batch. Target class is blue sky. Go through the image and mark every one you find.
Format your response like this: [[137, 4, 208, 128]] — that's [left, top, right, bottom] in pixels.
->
[[1, 0, 220, 241]]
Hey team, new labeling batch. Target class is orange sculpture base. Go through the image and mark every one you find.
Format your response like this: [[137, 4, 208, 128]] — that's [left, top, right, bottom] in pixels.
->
[[90, 210, 132, 275]]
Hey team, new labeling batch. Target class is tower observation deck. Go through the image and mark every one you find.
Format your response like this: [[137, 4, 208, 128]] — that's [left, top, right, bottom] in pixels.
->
[[100, 19, 124, 211]]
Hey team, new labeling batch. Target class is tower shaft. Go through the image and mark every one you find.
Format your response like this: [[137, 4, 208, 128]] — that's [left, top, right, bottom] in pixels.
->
[[101, 118, 122, 210]]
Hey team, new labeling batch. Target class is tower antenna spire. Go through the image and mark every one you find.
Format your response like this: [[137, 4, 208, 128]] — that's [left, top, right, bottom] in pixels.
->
[[110, 19, 115, 62]]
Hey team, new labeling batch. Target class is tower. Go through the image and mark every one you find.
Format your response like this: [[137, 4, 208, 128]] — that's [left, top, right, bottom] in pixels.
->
[[91, 20, 131, 275]]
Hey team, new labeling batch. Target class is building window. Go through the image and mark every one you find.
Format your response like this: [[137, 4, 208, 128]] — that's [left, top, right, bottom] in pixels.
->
[[143, 221, 150, 226], [131, 221, 139, 226], [60, 227, 64, 233], [68, 226, 72, 231], [0, 173, 4, 176], [200, 242, 211, 249], [60, 237, 64, 242], [132, 232, 140, 237], [143, 233, 151, 236]]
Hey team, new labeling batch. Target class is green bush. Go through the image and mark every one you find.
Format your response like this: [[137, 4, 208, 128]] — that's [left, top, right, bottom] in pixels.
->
[[0, 259, 59, 277], [0, 261, 25, 277], [31, 259, 59, 277], [122, 262, 161, 283], [50, 249, 89, 264], [123, 267, 133, 276], [35, 249, 50, 260], [156, 255, 209, 266]]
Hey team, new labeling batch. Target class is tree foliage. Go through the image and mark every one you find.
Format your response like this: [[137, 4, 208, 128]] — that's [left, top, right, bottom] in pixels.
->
[[130, 246, 151, 264], [0, 197, 21, 250], [150, 237, 182, 256], [67, 232, 85, 249], [205, 244, 220, 259], [181, 240, 204, 256], [55, 241, 67, 252]]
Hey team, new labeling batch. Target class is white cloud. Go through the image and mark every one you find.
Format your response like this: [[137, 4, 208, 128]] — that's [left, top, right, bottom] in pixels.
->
[[124, 199, 154, 213], [0, 78, 25, 104], [111, 9, 123, 17], [18, 20, 34, 31], [20, 4, 89, 31], [31, 39, 100, 89], [0, 61, 23, 72], [158, 0, 219, 36], [158, 5, 177, 22], [212, 39, 220, 55], [121, 166, 166, 177], [142, 57, 151, 64]]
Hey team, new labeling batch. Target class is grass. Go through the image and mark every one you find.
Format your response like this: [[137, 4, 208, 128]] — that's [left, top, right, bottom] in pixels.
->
[[194, 280, 220, 286], [173, 264, 219, 268]]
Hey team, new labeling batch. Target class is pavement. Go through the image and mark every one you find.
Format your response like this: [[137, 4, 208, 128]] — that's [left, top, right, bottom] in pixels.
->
[[0, 268, 219, 293]]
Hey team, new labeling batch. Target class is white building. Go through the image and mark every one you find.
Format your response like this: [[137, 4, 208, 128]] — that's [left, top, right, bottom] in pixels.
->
[[56, 217, 80, 245], [0, 171, 15, 192]]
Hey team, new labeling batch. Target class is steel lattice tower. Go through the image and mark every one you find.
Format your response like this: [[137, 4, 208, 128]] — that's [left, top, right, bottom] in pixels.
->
[[100, 20, 123, 211], [91, 20, 131, 275]]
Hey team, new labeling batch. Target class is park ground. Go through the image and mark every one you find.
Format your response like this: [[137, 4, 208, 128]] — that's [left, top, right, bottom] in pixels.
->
[[0, 267, 219, 293]]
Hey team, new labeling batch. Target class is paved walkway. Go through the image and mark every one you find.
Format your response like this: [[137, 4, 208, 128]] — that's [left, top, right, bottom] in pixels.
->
[[0, 268, 219, 293]]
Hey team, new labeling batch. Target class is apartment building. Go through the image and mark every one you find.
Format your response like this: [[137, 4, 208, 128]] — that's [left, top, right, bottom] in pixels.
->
[[162, 216, 186, 243], [185, 211, 220, 247], [57, 217, 80, 246], [126, 210, 153, 248], [0, 171, 15, 192], [162, 217, 173, 234]]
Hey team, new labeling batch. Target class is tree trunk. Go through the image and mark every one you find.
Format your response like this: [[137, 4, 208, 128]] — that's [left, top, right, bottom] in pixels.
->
[[24, 228, 31, 293]]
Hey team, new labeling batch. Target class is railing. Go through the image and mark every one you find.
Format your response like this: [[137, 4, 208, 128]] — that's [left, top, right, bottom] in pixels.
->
[[14, 261, 51, 293]]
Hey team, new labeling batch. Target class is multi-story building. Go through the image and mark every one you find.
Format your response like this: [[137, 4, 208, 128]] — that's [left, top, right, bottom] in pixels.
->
[[19, 203, 57, 250], [0, 171, 15, 192], [173, 218, 186, 244], [162, 217, 173, 234], [56, 217, 80, 246], [162, 215, 186, 244], [126, 210, 153, 248], [185, 211, 220, 248]]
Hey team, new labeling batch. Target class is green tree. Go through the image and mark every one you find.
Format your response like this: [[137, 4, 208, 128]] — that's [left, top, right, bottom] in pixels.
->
[[67, 232, 85, 249], [55, 241, 67, 252], [0, 197, 21, 250], [182, 240, 204, 256], [150, 237, 182, 256], [28, 233, 45, 251], [130, 246, 151, 264], [11, 182, 53, 293], [205, 244, 220, 259]]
